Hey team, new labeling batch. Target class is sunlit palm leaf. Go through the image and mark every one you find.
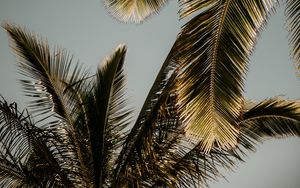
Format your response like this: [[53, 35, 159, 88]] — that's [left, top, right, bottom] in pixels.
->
[[172, 0, 277, 152], [285, 0, 300, 76], [178, 0, 218, 19], [237, 97, 300, 152], [103, 0, 169, 23]]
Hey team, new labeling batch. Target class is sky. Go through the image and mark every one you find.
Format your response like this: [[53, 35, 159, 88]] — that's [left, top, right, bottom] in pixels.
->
[[0, 0, 299, 187]]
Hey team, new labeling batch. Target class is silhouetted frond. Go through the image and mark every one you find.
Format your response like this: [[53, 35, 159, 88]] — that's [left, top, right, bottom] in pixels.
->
[[0, 98, 76, 187], [83, 45, 132, 187]]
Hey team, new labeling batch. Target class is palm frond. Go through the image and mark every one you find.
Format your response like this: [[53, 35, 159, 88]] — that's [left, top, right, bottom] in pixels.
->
[[84, 44, 131, 187], [102, 45, 133, 186], [0, 99, 32, 187], [3, 23, 94, 186], [178, 0, 218, 19], [172, 0, 277, 152], [103, 0, 169, 23], [111, 72, 237, 187], [285, 0, 300, 76], [3, 23, 88, 122], [237, 97, 300, 152], [0, 97, 76, 187]]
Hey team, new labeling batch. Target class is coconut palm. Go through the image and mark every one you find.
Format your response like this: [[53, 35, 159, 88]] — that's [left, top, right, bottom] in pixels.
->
[[104, 0, 300, 152], [0, 18, 300, 188]]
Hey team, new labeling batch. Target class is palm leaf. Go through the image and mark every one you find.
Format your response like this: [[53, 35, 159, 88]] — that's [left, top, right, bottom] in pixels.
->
[[0, 98, 76, 187], [285, 0, 300, 76], [3, 23, 88, 121], [3, 23, 95, 187], [178, 0, 218, 19], [237, 97, 300, 152], [100, 44, 132, 186], [103, 0, 169, 23], [84, 44, 131, 187], [171, 0, 277, 152], [0, 99, 33, 187]]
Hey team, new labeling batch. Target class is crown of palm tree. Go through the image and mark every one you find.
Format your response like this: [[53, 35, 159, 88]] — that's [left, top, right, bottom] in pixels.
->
[[0, 0, 299, 187], [104, 0, 300, 152]]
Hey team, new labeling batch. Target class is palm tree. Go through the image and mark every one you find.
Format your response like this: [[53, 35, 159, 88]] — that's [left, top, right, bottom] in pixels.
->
[[103, 0, 300, 152], [0, 16, 300, 188]]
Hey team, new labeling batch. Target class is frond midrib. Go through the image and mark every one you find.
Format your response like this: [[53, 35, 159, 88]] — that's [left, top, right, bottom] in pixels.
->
[[209, 0, 232, 136]]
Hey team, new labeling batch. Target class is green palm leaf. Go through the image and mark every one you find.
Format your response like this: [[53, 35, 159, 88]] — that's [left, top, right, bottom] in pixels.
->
[[103, 0, 169, 23], [285, 0, 300, 76], [171, 0, 277, 152]]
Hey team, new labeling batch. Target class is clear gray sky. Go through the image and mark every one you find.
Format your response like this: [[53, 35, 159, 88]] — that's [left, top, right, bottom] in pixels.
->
[[0, 0, 299, 187]]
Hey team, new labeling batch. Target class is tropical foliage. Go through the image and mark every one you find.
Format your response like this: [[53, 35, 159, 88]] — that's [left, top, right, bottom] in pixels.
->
[[103, 0, 168, 23], [0, 0, 299, 187], [104, 0, 300, 151]]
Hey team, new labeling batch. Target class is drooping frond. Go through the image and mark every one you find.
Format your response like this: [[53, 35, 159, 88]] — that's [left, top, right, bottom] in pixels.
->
[[84, 44, 132, 187], [285, 0, 300, 76], [3, 23, 94, 187], [3, 23, 88, 122], [0, 98, 75, 187], [103, 0, 169, 23], [172, 0, 277, 152], [0, 99, 34, 187], [238, 97, 300, 152]]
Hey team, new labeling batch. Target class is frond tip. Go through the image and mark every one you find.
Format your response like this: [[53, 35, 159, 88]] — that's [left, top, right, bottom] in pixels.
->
[[184, 119, 239, 153], [103, 0, 169, 23]]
